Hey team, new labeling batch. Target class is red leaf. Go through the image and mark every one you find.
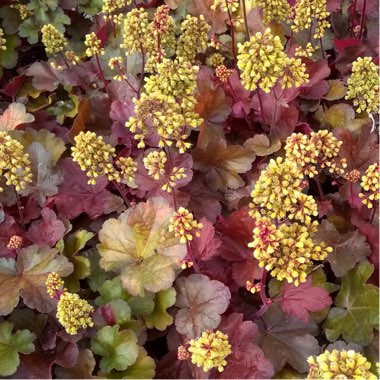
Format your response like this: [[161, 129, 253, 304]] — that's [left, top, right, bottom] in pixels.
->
[[281, 277, 332, 322], [25, 208, 66, 247], [333, 37, 361, 53], [0, 215, 24, 258], [188, 218, 222, 262], [48, 158, 123, 220], [0, 75, 26, 102]]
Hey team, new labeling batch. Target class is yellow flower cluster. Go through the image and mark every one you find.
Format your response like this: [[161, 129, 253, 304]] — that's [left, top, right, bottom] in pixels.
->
[[163, 166, 187, 193], [115, 156, 137, 186], [71, 131, 118, 185], [216, 65, 234, 82], [359, 163, 380, 209], [307, 350, 377, 379], [176, 15, 210, 63], [57, 292, 94, 335], [41, 24, 67, 55], [255, 0, 291, 24], [127, 93, 188, 150], [280, 57, 309, 89], [121, 8, 150, 54], [0, 28, 6, 51], [208, 53, 225, 67], [285, 130, 347, 177], [102, 0, 130, 23], [188, 330, 231, 373], [10, 4, 30, 20], [211, 0, 239, 12], [84, 32, 104, 57], [7, 235, 23, 250], [291, 0, 330, 39], [295, 42, 319, 57], [177, 345, 191, 361], [344, 169, 360, 183], [46, 272, 65, 298], [168, 207, 203, 243], [249, 218, 331, 285], [345, 57, 380, 114], [65, 50, 80, 65], [0, 131, 33, 192], [237, 28, 308, 92], [250, 157, 304, 220], [143, 150, 167, 180]]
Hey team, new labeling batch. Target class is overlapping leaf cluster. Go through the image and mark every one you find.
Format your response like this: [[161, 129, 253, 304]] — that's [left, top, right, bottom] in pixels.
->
[[0, 0, 378, 378]]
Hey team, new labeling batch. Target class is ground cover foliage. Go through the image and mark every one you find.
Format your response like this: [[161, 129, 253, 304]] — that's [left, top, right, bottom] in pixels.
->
[[0, 0, 379, 378]]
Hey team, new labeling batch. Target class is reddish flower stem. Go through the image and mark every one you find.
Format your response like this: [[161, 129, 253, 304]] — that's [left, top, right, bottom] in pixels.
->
[[241, 0, 250, 40], [257, 88, 264, 121], [370, 204, 377, 224], [165, 147, 178, 210], [137, 44, 146, 99], [253, 269, 271, 319], [225, 1, 238, 64], [14, 189, 25, 231], [314, 178, 325, 200], [59, 52, 70, 69], [270, 89, 278, 129], [112, 180, 131, 208], [95, 53, 109, 96], [226, 78, 254, 130], [350, 0, 357, 37], [359, 0, 367, 40]]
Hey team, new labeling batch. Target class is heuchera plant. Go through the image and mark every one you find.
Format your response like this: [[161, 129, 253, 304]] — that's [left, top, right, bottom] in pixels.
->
[[0, 0, 379, 378]]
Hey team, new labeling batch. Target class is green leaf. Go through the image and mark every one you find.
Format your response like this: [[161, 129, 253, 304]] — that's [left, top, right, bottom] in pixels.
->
[[91, 325, 139, 373], [108, 300, 132, 325], [325, 262, 379, 346], [60, 230, 93, 292], [0, 34, 20, 69], [106, 347, 156, 379], [144, 288, 176, 331], [0, 245, 73, 315], [98, 197, 185, 296], [0, 321, 35, 376], [18, 18, 40, 44]]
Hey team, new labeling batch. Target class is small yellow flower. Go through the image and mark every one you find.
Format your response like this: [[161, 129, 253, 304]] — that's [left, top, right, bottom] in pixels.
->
[[64, 50, 80, 65], [115, 156, 137, 186], [176, 15, 210, 63], [295, 43, 319, 57], [288, 193, 318, 223], [249, 218, 332, 286], [168, 207, 203, 243], [211, 0, 239, 12], [359, 163, 380, 209], [56, 292, 94, 335], [0, 28, 7, 51], [280, 57, 309, 89], [121, 8, 150, 54], [10, 4, 31, 20], [344, 169, 360, 183], [255, 0, 291, 24], [188, 330, 231, 372], [84, 32, 104, 57], [162, 167, 187, 193], [307, 350, 377, 379], [71, 131, 118, 184], [143, 150, 167, 180], [237, 28, 288, 93], [207, 53, 225, 68], [41, 24, 67, 55], [46, 272, 65, 298], [250, 157, 304, 220], [102, 0, 130, 22], [345, 57, 380, 114], [0, 131, 33, 192]]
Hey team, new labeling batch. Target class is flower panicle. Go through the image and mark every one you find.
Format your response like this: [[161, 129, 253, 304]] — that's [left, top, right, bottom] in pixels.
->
[[168, 207, 203, 243]]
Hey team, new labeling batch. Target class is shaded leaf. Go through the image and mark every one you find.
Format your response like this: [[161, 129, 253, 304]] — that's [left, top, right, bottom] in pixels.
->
[[315, 219, 372, 277], [91, 325, 139, 373], [193, 139, 255, 192], [325, 262, 379, 345], [55, 348, 95, 379], [25, 208, 66, 247], [174, 273, 231, 338], [0, 321, 35, 376], [259, 304, 319, 373], [0, 245, 73, 315], [323, 80, 347, 100], [244, 134, 281, 157], [188, 217, 222, 262], [98, 197, 185, 296], [0, 103, 34, 131]]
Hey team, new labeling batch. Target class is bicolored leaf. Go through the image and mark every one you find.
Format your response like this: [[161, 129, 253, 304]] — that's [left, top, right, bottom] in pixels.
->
[[0, 245, 73, 315], [98, 197, 185, 296], [0, 103, 34, 131]]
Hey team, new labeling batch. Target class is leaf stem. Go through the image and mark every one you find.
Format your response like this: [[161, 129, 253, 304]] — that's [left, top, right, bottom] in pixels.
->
[[253, 269, 271, 319], [95, 53, 109, 96], [350, 0, 357, 37], [257, 88, 264, 121], [314, 178, 325, 200], [225, 0, 238, 64], [359, 0, 367, 40], [112, 180, 131, 207], [370, 204, 377, 224], [137, 44, 146, 99]]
